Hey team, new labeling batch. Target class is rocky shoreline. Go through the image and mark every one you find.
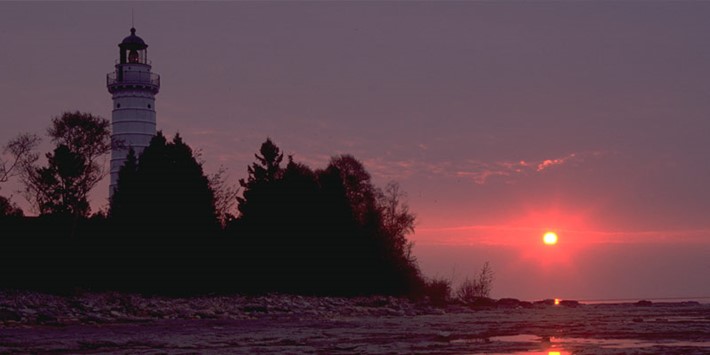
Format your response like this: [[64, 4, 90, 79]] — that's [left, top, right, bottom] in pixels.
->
[[0, 290, 699, 327], [0, 290, 455, 326], [2, 290, 708, 354]]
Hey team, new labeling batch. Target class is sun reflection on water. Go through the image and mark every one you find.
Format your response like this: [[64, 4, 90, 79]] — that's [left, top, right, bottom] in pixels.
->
[[488, 334, 710, 354], [489, 335, 571, 354], [498, 350, 570, 355]]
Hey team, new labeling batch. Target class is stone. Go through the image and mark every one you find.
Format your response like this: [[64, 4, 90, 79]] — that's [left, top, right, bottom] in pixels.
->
[[0, 308, 21, 322], [468, 297, 496, 308], [496, 298, 523, 308], [241, 305, 268, 313], [36, 311, 59, 324], [534, 299, 556, 306], [560, 300, 580, 307]]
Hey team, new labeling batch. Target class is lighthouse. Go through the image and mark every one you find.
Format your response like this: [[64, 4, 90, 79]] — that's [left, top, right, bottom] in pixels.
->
[[107, 27, 160, 196]]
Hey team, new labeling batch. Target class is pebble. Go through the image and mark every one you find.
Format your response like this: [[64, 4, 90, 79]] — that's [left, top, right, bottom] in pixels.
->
[[0, 308, 21, 322], [0, 290, 459, 326]]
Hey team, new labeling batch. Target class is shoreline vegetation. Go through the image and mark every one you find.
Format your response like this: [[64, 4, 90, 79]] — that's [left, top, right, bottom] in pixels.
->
[[2, 112, 491, 299]]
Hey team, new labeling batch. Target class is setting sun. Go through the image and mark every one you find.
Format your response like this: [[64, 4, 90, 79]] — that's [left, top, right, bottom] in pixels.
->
[[543, 232, 558, 245]]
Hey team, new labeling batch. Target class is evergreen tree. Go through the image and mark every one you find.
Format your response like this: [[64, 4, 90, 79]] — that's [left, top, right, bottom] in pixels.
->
[[109, 132, 219, 290], [230, 138, 286, 288], [236, 138, 284, 221], [108, 148, 138, 220], [110, 132, 218, 238]]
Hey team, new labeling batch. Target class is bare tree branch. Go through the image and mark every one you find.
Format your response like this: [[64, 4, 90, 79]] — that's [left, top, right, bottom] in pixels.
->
[[209, 166, 240, 228], [0, 133, 40, 186]]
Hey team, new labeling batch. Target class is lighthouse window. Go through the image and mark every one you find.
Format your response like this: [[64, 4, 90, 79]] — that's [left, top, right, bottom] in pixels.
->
[[147, 104, 151, 109], [116, 103, 121, 108]]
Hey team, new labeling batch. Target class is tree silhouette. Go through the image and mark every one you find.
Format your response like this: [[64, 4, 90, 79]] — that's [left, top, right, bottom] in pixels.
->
[[108, 132, 219, 290], [209, 167, 240, 229], [27, 145, 90, 216], [317, 156, 421, 294], [21, 112, 110, 217], [47, 112, 111, 167], [111, 132, 218, 238], [229, 141, 423, 295], [0, 195, 23, 218], [247, 138, 283, 184], [236, 138, 284, 221], [229, 138, 288, 288], [378, 181, 416, 263], [107, 148, 138, 220], [0, 133, 40, 186], [325, 155, 379, 225], [0, 134, 425, 295]]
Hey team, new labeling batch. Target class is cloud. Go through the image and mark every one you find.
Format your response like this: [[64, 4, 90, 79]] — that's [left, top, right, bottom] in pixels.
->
[[448, 151, 601, 184], [174, 123, 604, 188], [415, 224, 710, 246], [362, 157, 421, 180], [456, 168, 510, 185], [346, 150, 606, 185], [536, 153, 577, 172]]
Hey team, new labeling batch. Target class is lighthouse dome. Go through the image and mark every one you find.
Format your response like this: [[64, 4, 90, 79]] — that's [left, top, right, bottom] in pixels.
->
[[119, 28, 147, 49]]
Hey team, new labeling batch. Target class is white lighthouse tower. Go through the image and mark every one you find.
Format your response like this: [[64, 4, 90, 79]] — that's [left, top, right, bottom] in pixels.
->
[[107, 27, 160, 196]]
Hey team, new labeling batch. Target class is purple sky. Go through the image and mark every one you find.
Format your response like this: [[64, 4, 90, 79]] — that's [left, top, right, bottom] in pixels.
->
[[1, 2, 709, 301]]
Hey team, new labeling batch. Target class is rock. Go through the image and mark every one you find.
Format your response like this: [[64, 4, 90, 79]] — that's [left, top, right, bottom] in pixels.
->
[[36, 311, 59, 324], [335, 343, 359, 350], [680, 301, 700, 306], [467, 297, 496, 308], [241, 305, 268, 313], [195, 310, 217, 319], [496, 298, 523, 308], [560, 300, 580, 307], [20, 308, 37, 316], [356, 296, 390, 308], [534, 299, 556, 306], [0, 308, 21, 322], [436, 331, 453, 341], [385, 308, 406, 316], [635, 300, 653, 307], [429, 308, 446, 315]]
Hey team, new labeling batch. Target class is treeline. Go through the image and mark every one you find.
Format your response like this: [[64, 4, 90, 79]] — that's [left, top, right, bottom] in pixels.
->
[[0, 112, 424, 296]]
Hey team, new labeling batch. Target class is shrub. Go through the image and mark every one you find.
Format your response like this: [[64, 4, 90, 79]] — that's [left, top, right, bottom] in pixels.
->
[[456, 262, 494, 303], [424, 277, 452, 306]]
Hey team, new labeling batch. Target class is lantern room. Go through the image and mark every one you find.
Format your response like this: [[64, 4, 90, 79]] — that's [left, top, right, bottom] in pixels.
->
[[119, 27, 148, 65]]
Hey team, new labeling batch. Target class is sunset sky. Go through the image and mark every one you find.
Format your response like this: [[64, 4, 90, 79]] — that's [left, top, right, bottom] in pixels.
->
[[1, 2, 709, 301]]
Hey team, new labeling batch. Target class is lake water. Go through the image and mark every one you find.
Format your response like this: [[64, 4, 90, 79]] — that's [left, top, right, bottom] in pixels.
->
[[489, 334, 710, 354], [1, 293, 708, 354]]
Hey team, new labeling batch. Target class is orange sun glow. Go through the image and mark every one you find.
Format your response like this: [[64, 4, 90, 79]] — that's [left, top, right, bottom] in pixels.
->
[[543, 232, 558, 245]]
